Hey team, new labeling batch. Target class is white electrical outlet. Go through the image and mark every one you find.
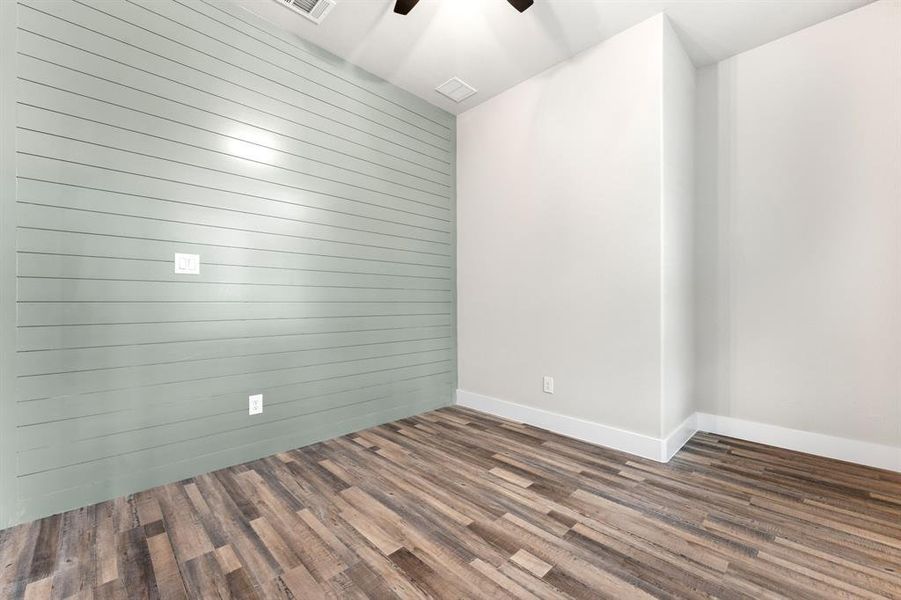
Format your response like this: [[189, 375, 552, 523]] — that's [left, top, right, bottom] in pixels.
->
[[543, 376, 554, 394], [249, 394, 263, 415], [174, 253, 200, 274]]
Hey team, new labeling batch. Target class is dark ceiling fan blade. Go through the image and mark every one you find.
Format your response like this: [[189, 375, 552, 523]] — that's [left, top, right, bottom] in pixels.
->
[[394, 0, 420, 15], [507, 0, 534, 12]]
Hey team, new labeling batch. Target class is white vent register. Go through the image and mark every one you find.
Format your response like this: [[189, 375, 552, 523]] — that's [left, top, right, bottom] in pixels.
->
[[436, 77, 478, 103], [272, 0, 335, 24]]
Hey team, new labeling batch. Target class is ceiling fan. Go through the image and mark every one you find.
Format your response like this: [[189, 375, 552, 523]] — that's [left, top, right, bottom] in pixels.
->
[[394, 0, 533, 15]]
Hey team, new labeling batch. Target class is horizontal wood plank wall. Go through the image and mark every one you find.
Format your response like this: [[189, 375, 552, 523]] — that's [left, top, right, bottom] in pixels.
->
[[5, 0, 456, 527]]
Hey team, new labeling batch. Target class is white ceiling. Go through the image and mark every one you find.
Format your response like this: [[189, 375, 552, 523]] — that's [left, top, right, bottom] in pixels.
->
[[235, 0, 873, 115]]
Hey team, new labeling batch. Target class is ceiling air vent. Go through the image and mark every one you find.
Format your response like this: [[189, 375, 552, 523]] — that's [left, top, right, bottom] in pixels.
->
[[436, 77, 478, 103], [273, 0, 336, 24]]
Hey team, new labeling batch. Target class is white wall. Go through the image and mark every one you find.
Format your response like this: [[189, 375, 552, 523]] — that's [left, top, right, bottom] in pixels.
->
[[457, 15, 665, 437], [458, 15, 696, 441], [459, 0, 899, 461], [694, 0, 901, 448], [661, 18, 696, 436]]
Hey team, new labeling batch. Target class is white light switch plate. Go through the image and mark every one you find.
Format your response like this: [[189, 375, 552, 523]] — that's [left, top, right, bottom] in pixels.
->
[[249, 394, 263, 415], [174, 253, 200, 274]]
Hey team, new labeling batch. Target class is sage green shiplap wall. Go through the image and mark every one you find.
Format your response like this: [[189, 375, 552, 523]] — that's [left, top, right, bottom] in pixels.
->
[[0, 0, 456, 528]]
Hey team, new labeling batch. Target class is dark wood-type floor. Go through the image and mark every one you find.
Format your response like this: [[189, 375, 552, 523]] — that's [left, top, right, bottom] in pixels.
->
[[1, 407, 900, 599]]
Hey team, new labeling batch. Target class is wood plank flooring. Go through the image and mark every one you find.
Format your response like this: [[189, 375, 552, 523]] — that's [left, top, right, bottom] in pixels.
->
[[1, 406, 900, 599]]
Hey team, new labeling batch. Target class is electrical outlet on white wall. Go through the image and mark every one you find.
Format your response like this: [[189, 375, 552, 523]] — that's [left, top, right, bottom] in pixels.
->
[[249, 394, 263, 415], [543, 376, 554, 394]]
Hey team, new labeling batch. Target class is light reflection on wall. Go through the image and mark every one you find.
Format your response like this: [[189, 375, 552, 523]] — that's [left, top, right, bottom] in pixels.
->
[[225, 127, 277, 165]]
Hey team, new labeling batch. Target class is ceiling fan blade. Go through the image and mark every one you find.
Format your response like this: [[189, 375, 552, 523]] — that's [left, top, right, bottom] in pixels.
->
[[507, 0, 534, 12], [394, 0, 420, 15]]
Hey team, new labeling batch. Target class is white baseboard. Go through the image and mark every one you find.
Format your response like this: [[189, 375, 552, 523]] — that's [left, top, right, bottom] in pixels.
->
[[662, 413, 698, 462], [456, 389, 693, 462], [455, 390, 900, 472], [696, 413, 901, 473]]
